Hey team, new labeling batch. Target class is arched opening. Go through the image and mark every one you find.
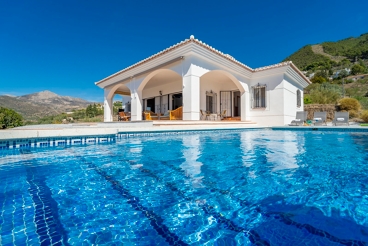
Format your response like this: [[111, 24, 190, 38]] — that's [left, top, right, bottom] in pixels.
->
[[104, 83, 131, 122], [139, 69, 182, 118], [200, 70, 245, 120]]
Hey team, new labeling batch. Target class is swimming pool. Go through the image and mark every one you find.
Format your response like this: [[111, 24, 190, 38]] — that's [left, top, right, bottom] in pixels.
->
[[1, 129, 368, 245]]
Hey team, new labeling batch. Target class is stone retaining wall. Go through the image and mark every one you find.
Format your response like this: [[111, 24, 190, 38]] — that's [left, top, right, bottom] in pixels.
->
[[304, 104, 337, 121]]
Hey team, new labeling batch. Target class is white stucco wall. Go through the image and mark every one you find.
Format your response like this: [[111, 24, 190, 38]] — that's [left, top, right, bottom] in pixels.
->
[[199, 78, 239, 115], [142, 81, 182, 99], [282, 76, 304, 124], [189, 55, 249, 119], [100, 52, 308, 124], [247, 74, 284, 125], [247, 72, 305, 126]]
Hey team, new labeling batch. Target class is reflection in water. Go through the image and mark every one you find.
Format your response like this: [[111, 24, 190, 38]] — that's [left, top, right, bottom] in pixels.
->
[[129, 139, 143, 154], [240, 131, 305, 173], [266, 131, 304, 172], [180, 135, 203, 188], [240, 131, 256, 168]]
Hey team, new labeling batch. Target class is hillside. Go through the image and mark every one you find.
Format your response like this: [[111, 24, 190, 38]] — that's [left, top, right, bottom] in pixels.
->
[[283, 33, 368, 71], [0, 91, 93, 120], [283, 45, 330, 70]]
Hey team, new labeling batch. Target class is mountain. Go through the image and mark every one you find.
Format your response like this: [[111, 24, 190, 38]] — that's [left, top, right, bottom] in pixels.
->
[[283, 33, 368, 71], [0, 90, 94, 121]]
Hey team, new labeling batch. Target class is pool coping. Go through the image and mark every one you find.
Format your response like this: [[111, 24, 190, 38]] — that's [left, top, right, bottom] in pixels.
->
[[272, 126, 368, 132], [0, 123, 264, 141], [1, 124, 368, 150]]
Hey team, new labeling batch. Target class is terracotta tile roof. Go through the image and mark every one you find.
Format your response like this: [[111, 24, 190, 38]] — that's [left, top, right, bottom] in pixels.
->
[[97, 35, 310, 85], [189, 35, 253, 71], [96, 35, 252, 84], [254, 61, 293, 71], [254, 61, 311, 84]]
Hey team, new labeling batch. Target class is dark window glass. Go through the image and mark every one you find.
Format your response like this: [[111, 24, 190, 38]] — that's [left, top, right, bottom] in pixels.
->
[[253, 86, 266, 108]]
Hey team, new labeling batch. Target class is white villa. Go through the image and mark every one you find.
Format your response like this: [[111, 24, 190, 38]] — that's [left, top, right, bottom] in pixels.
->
[[95, 35, 310, 126]]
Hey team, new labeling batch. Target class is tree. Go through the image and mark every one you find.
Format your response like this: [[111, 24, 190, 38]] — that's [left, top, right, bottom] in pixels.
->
[[315, 70, 328, 79], [341, 59, 351, 68], [0, 107, 24, 129], [92, 103, 98, 115], [311, 75, 327, 84], [113, 101, 122, 107], [358, 60, 368, 72], [85, 104, 98, 118], [351, 64, 366, 75], [338, 69, 349, 79]]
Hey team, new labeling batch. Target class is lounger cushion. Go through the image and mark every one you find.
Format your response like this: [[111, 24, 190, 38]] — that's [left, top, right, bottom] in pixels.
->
[[313, 118, 322, 121], [294, 119, 301, 121], [337, 118, 345, 121]]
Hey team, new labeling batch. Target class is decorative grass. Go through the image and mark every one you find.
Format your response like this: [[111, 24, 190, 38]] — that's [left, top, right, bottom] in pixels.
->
[[360, 124, 368, 126]]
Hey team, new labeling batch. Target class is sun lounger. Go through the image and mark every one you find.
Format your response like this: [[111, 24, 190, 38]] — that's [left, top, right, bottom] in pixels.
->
[[333, 112, 349, 126], [313, 112, 327, 126], [290, 111, 307, 126]]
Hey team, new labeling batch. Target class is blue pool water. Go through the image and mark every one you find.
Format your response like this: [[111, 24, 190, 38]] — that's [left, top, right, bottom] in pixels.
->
[[1, 129, 368, 245]]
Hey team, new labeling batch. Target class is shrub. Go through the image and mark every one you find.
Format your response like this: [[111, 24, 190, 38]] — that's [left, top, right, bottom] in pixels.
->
[[351, 64, 366, 75], [358, 97, 368, 110], [339, 98, 361, 111], [308, 83, 341, 104], [361, 110, 368, 122], [304, 95, 312, 104], [0, 107, 24, 129], [349, 110, 359, 118]]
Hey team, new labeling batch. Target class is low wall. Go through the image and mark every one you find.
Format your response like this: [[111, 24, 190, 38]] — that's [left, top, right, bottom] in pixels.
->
[[304, 104, 337, 121]]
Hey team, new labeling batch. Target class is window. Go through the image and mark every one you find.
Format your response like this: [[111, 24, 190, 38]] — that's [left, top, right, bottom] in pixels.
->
[[297, 90, 301, 107], [252, 85, 266, 108], [206, 91, 217, 113]]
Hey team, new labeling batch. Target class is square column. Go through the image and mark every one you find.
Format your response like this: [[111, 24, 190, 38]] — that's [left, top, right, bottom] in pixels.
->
[[103, 89, 113, 122], [130, 90, 142, 121], [183, 74, 200, 120], [240, 92, 247, 121]]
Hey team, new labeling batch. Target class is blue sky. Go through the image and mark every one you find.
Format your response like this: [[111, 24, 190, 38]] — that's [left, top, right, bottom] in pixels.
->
[[1, 0, 367, 102]]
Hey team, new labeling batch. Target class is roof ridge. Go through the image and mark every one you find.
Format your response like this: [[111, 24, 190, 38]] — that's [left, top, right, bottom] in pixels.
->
[[254, 61, 293, 71], [96, 36, 310, 85], [191, 37, 253, 71], [96, 35, 255, 84]]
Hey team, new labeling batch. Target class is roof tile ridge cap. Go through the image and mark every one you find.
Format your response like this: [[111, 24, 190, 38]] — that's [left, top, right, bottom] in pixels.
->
[[96, 38, 190, 84], [138, 37, 189, 60], [193, 38, 252, 70], [254, 61, 292, 71]]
